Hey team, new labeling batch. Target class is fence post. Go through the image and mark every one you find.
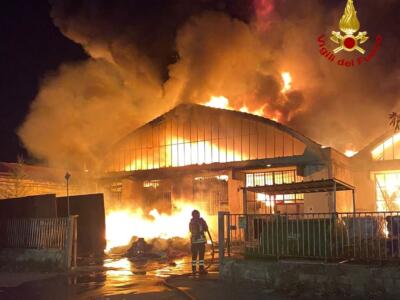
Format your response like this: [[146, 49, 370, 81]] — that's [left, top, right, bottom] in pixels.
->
[[218, 211, 226, 262], [64, 215, 78, 270], [226, 214, 231, 257], [72, 216, 78, 268]]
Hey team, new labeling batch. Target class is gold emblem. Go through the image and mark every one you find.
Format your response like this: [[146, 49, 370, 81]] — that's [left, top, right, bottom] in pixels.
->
[[331, 0, 368, 54]]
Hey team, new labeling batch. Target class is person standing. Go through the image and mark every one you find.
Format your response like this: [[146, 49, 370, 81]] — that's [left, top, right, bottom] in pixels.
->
[[189, 209, 209, 274]]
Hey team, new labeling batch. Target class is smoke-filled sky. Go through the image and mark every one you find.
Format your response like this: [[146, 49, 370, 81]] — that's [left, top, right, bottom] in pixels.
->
[[1, 0, 399, 169]]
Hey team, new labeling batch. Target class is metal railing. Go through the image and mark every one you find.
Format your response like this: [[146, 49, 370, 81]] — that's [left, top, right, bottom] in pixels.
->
[[0, 216, 78, 269], [218, 211, 400, 262], [0, 218, 69, 249]]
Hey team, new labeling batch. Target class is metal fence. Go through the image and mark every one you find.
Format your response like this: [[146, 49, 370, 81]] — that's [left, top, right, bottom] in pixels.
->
[[0, 216, 78, 269], [218, 211, 400, 262], [0, 218, 70, 249]]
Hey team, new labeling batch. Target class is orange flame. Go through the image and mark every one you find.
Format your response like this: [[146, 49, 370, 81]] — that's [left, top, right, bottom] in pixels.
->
[[344, 149, 358, 157], [281, 72, 292, 93], [105, 201, 215, 252], [204, 96, 230, 109], [203, 72, 292, 122], [204, 96, 265, 117]]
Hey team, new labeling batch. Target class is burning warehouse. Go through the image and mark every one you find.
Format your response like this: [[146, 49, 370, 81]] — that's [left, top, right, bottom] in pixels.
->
[[1, 103, 399, 252], [101, 103, 400, 219], [101, 103, 353, 219]]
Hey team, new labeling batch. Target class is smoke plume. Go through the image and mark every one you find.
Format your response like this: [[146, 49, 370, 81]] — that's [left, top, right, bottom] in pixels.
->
[[19, 0, 399, 169]]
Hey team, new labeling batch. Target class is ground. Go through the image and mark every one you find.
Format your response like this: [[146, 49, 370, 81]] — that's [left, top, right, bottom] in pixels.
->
[[0, 256, 286, 300], [0, 256, 359, 300]]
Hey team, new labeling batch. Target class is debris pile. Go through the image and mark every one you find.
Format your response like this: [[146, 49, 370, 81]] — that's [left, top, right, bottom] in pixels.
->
[[108, 236, 190, 261]]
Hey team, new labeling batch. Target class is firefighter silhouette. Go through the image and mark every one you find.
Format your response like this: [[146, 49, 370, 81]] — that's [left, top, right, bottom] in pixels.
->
[[189, 209, 208, 274]]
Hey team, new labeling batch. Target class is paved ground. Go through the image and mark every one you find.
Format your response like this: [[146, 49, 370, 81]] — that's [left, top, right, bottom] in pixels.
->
[[0, 256, 357, 299]]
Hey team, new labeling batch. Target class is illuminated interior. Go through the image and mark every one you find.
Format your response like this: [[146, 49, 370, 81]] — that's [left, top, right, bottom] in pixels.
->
[[106, 106, 306, 172], [246, 169, 304, 213], [371, 132, 400, 161], [375, 172, 400, 212]]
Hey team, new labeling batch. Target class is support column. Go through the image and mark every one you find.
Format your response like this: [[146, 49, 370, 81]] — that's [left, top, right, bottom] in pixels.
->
[[333, 181, 337, 213], [218, 212, 226, 261], [64, 215, 78, 270], [243, 188, 247, 214]]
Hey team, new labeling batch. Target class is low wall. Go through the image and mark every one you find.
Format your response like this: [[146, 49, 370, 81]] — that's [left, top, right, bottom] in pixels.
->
[[0, 249, 65, 271], [220, 258, 400, 299]]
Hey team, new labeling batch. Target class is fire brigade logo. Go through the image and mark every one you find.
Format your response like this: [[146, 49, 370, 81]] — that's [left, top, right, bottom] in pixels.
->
[[330, 0, 368, 54], [317, 0, 382, 67]]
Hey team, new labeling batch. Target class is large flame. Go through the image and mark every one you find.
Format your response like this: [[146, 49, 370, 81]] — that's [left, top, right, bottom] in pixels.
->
[[204, 96, 230, 109], [203, 72, 292, 122], [105, 201, 215, 251], [281, 72, 292, 93], [344, 149, 358, 157]]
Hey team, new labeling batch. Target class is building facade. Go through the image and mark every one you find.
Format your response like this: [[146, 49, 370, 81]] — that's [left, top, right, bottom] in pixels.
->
[[101, 104, 358, 215]]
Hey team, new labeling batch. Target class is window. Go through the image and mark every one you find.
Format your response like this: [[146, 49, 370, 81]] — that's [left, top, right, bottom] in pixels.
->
[[143, 180, 160, 188], [246, 169, 304, 213], [109, 182, 122, 202], [246, 169, 301, 187], [372, 133, 400, 161], [375, 172, 400, 211]]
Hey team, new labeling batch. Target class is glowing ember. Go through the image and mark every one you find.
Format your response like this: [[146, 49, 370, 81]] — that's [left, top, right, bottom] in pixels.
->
[[344, 150, 358, 157], [105, 201, 214, 252], [281, 72, 292, 93]]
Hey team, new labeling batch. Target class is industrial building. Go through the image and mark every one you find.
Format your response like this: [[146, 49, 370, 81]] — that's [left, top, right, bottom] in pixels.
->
[[101, 104, 363, 215]]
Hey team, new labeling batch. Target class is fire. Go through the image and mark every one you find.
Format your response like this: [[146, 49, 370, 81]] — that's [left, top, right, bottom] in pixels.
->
[[204, 96, 230, 109], [344, 150, 358, 157], [203, 72, 292, 121], [281, 72, 292, 93], [105, 201, 215, 252], [124, 140, 239, 171], [204, 96, 265, 117]]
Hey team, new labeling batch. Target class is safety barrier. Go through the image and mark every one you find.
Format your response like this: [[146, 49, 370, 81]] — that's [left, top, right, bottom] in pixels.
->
[[218, 211, 400, 262]]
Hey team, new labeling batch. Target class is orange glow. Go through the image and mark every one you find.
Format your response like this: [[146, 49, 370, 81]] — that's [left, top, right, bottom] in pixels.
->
[[376, 172, 400, 212], [124, 140, 239, 171], [344, 149, 358, 157], [204, 96, 230, 109], [204, 96, 266, 117], [281, 72, 292, 93], [105, 201, 215, 251], [371, 132, 400, 160]]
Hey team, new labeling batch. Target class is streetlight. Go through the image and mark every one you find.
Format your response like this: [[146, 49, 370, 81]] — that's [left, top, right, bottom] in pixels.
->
[[65, 172, 71, 216]]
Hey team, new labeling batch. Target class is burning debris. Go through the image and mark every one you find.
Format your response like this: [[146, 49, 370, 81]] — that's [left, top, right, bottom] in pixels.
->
[[122, 237, 190, 261], [105, 201, 215, 253]]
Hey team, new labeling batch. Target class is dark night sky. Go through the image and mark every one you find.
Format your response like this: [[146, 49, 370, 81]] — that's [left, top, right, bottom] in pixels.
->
[[0, 0, 87, 163]]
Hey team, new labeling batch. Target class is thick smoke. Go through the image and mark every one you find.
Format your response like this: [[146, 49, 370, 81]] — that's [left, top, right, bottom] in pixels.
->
[[19, 0, 399, 169]]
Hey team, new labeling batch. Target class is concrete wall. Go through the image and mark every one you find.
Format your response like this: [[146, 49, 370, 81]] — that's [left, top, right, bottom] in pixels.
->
[[220, 258, 400, 299], [353, 169, 376, 211], [0, 248, 66, 271], [303, 164, 331, 213], [228, 178, 243, 214]]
